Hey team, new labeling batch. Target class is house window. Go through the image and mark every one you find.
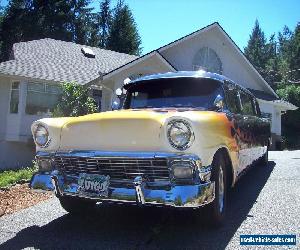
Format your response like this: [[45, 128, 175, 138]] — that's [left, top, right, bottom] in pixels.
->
[[92, 89, 102, 111], [192, 47, 222, 74], [10, 82, 20, 113], [25, 82, 61, 115]]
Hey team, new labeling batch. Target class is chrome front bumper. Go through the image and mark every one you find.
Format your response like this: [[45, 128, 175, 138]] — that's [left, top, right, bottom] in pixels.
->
[[30, 151, 215, 208]]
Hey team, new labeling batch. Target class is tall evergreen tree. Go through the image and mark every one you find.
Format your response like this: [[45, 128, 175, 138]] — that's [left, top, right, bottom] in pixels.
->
[[72, 0, 93, 44], [244, 20, 267, 75], [0, 0, 95, 61], [99, 0, 111, 48], [264, 34, 280, 86], [289, 23, 300, 82], [107, 0, 141, 55], [0, 0, 31, 61]]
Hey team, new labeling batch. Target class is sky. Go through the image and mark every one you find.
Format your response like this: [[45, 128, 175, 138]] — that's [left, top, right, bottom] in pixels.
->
[[1, 0, 299, 55], [106, 0, 299, 54]]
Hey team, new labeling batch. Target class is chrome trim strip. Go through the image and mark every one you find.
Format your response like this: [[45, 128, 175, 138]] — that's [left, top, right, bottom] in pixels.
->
[[32, 150, 215, 208], [37, 150, 198, 159]]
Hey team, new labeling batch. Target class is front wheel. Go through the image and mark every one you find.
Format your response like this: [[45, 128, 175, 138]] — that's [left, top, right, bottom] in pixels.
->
[[204, 152, 227, 226]]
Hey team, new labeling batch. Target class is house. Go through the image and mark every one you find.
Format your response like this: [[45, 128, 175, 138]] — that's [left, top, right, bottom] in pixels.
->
[[0, 22, 297, 169], [0, 39, 138, 169]]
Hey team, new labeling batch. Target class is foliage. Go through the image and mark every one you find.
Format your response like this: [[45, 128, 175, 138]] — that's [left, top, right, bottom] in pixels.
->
[[99, 0, 111, 48], [245, 20, 300, 88], [0, 166, 37, 188], [107, 0, 142, 55], [53, 82, 98, 117], [245, 21, 300, 148], [0, 0, 142, 61], [244, 20, 267, 72], [277, 84, 300, 127]]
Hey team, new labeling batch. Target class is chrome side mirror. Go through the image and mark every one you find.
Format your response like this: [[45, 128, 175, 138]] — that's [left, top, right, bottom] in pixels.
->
[[213, 94, 224, 110], [111, 98, 121, 110]]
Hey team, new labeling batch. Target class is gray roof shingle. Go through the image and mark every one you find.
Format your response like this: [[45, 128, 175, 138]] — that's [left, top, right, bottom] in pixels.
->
[[0, 38, 138, 84]]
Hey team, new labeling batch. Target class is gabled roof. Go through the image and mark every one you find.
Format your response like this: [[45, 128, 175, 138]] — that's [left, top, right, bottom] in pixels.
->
[[247, 88, 279, 101], [0, 38, 137, 84], [103, 50, 176, 80], [157, 22, 278, 98]]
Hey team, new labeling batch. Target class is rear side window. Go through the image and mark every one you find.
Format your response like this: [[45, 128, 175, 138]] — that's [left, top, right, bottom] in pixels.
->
[[224, 84, 240, 113], [254, 100, 261, 116], [240, 92, 256, 115]]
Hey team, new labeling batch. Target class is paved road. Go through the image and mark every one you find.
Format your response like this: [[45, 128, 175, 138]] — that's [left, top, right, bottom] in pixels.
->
[[0, 151, 299, 249]]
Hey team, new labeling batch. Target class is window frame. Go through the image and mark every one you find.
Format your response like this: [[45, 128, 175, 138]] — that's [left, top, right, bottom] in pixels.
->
[[9, 81, 20, 114], [25, 82, 61, 115], [239, 89, 257, 116], [223, 81, 242, 114], [192, 47, 223, 74]]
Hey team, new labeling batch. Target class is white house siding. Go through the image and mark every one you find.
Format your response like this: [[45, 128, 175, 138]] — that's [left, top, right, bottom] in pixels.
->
[[0, 76, 10, 141], [160, 27, 271, 94], [0, 141, 35, 169], [0, 77, 52, 169], [0, 77, 35, 169], [258, 100, 280, 134]]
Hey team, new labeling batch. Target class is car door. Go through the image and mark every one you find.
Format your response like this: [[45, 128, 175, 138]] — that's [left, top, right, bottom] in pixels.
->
[[223, 82, 245, 175], [239, 90, 268, 168], [224, 83, 264, 174]]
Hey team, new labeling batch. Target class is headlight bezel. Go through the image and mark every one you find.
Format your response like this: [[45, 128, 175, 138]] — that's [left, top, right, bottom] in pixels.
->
[[167, 119, 195, 150], [33, 124, 50, 148]]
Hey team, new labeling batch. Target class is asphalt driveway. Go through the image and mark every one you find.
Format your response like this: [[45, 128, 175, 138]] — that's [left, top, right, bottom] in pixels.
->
[[0, 151, 299, 249]]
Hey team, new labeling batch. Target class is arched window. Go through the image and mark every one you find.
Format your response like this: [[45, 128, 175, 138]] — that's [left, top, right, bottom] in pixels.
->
[[192, 47, 222, 74]]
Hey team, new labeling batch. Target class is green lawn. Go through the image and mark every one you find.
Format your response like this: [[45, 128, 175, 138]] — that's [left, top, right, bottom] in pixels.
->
[[0, 166, 37, 188]]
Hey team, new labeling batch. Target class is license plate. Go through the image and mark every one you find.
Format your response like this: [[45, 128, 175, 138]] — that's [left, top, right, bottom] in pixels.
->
[[78, 173, 110, 197]]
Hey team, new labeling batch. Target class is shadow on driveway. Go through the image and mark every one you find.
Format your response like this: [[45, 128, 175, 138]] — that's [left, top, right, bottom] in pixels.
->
[[1, 162, 275, 250]]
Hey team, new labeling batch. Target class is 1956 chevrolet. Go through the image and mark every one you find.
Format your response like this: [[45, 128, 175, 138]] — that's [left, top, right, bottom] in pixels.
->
[[30, 71, 270, 225]]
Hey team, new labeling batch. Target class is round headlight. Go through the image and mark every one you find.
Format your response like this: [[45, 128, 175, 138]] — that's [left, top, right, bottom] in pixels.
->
[[34, 125, 49, 147], [167, 120, 194, 150]]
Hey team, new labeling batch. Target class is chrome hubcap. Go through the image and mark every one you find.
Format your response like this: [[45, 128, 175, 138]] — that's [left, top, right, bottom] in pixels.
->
[[218, 166, 224, 213]]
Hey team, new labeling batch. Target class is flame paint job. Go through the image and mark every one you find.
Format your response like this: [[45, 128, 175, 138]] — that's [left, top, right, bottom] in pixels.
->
[[32, 107, 269, 186]]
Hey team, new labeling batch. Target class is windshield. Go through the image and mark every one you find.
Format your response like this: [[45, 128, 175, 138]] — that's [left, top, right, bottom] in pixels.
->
[[124, 77, 224, 110]]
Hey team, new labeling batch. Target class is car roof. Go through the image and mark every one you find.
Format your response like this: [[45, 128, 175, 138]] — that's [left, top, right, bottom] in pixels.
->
[[128, 70, 230, 84], [125, 70, 254, 97]]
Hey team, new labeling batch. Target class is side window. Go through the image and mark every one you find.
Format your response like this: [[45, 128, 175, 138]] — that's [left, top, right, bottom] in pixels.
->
[[10, 81, 20, 113], [240, 91, 256, 115], [224, 84, 240, 113], [255, 100, 261, 116]]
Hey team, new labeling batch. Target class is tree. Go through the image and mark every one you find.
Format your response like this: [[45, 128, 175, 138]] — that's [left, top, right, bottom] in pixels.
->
[[0, 0, 95, 62], [87, 0, 111, 48], [289, 23, 300, 82], [0, 1, 4, 56], [244, 20, 267, 75], [99, 0, 111, 48], [264, 34, 280, 87], [0, 0, 30, 61], [53, 82, 98, 117], [72, 0, 94, 44], [276, 84, 300, 148], [107, 0, 141, 55]]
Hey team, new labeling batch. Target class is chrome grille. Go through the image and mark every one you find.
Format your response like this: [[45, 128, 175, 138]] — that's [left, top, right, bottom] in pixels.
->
[[53, 156, 170, 181]]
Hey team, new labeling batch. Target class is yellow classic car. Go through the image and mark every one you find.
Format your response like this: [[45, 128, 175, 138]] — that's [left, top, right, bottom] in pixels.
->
[[30, 71, 270, 225]]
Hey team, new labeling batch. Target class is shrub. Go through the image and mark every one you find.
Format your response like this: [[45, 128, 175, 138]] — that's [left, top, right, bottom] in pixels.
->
[[53, 82, 98, 117]]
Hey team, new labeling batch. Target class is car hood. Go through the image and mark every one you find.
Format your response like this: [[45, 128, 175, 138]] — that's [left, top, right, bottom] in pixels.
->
[[32, 109, 232, 157]]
